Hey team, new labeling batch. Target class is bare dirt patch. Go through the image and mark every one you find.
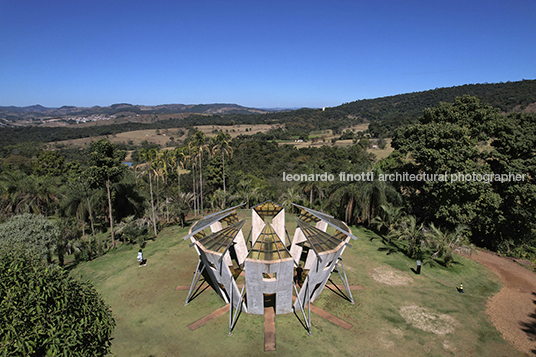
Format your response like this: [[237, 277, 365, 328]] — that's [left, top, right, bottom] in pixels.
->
[[399, 305, 459, 335], [370, 265, 414, 286]]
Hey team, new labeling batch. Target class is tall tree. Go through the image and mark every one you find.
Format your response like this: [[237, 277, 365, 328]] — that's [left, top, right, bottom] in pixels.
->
[[158, 149, 173, 222], [212, 132, 233, 204], [189, 131, 211, 214], [172, 146, 188, 196], [186, 145, 199, 216], [87, 139, 126, 249], [135, 148, 159, 236]]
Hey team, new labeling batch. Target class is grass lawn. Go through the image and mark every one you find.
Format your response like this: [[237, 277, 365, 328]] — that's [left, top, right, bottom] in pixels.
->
[[71, 212, 522, 356]]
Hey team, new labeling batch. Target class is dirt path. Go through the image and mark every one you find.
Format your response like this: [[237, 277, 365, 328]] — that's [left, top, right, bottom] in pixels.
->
[[264, 305, 276, 351], [470, 249, 536, 355]]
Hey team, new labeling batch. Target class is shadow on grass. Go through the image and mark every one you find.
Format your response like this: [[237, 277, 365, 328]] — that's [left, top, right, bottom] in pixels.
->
[[325, 278, 353, 303], [293, 307, 310, 332], [187, 279, 211, 303], [229, 303, 244, 334], [63, 260, 80, 273], [378, 244, 401, 255], [520, 292, 536, 351]]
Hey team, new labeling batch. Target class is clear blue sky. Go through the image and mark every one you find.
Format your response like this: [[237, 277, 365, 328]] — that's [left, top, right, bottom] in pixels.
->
[[1, 0, 534, 109]]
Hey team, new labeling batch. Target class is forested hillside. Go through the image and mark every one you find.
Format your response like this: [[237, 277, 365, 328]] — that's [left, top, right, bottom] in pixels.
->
[[344, 79, 536, 137], [1, 80, 534, 146]]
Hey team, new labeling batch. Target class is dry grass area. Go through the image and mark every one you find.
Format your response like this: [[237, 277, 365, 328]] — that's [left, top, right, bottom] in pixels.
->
[[194, 124, 279, 138], [51, 124, 278, 149], [367, 138, 394, 162], [370, 265, 414, 286], [399, 305, 460, 335], [280, 124, 370, 149], [50, 128, 185, 149]]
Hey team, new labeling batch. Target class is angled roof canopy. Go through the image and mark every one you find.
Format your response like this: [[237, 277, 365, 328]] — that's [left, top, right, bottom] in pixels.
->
[[292, 203, 357, 240], [184, 203, 245, 241], [295, 218, 346, 260], [247, 222, 292, 261], [252, 201, 284, 221], [195, 220, 246, 255]]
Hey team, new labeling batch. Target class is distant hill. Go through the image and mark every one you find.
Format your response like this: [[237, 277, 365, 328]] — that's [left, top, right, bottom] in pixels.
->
[[0, 102, 268, 125], [0, 79, 535, 145], [332, 79, 536, 137]]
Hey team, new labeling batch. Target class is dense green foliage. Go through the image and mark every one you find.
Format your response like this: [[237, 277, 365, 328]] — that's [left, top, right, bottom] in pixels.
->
[[0, 213, 60, 264], [0, 246, 115, 356], [349, 79, 536, 137], [390, 96, 536, 255]]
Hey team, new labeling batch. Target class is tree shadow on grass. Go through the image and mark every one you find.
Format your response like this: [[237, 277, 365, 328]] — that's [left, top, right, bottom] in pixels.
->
[[63, 259, 80, 273], [377, 240, 403, 255], [520, 291, 536, 354]]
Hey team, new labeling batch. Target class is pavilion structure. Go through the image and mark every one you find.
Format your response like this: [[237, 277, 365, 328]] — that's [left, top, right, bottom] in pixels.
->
[[183, 201, 357, 337]]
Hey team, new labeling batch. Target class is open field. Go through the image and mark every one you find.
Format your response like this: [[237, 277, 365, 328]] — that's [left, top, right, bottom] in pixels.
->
[[280, 124, 370, 149], [193, 124, 279, 137], [71, 210, 522, 356], [49, 128, 187, 149], [367, 138, 394, 162], [49, 124, 392, 164], [49, 124, 278, 149]]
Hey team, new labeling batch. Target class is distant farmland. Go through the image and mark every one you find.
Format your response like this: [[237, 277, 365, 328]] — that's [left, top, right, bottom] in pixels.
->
[[49, 123, 383, 155]]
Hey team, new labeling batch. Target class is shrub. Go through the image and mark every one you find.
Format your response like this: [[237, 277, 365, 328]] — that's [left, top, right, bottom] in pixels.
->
[[0, 246, 115, 356]]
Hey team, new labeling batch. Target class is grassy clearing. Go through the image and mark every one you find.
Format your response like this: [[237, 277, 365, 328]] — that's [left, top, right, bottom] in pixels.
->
[[51, 124, 277, 150], [193, 124, 277, 138], [71, 214, 521, 356], [367, 138, 394, 162]]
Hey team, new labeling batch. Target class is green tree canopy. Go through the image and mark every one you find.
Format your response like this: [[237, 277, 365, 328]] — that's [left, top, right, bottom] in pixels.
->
[[391, 96, 536, 252], [0, 246, 115, 356], [0, 213, 60, 264], [33, 151, 66, 177], [86, 139, 126, 248]]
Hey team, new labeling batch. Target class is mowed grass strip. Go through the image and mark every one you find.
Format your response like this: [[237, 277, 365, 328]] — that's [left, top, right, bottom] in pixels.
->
[[71, 221, 523, 356]]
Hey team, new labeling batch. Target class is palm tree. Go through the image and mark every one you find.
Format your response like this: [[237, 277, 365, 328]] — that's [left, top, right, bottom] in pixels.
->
[[87, 138, 126, 249], [279, 186, 304, 213], [360, 171, 401, 226], [172, 146, 188, 196], [185, 145, 199, 216], [0, 170, 27, 219], [60, 177, 101, 256], [234, 179, 262, 209], [393, 215, 424, 259], [189, 131, 211, 215], [17, 175, 60, 217], [425, 223, 469, 267], [297, 165, 325, 208], [135, 148, 159, 236], [158, 149, 173, 222], [371, 204, 405, 240], [327, 180, 364, 224], [210, 189, 231, 211], [171, 191, 195, 228], [212, 132, 233, 204]]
